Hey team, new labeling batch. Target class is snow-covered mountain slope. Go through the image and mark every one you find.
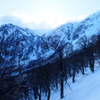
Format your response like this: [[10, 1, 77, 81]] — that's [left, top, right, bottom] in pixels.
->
[[50, 63, 100, 100], [71, 10, 100, 50], [73, 10, 100, 40], [43, 10, 100, 51], [0, 22, 77, 68], [0, 24, 53, 68], [1, 10, 100, 68], [44, 22, 77, 45]]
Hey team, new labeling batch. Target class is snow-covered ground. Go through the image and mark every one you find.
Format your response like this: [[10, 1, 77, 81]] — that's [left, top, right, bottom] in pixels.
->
[[50, 62, 100, 100]]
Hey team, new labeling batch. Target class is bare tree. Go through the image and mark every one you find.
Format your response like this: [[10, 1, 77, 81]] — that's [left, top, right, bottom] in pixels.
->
[[50, 40, 68, 99], [78, 35, 96, 73]]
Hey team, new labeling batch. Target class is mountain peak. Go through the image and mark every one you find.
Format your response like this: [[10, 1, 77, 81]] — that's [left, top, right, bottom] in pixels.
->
[[1, 23, 17, 28]]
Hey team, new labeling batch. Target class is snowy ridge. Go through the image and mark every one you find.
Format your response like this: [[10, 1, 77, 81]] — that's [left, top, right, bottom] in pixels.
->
[[45, 22, 76, 41], [0, 24, 53, 68], [73, 10, 100, 40], [1, 10, 100, 67]]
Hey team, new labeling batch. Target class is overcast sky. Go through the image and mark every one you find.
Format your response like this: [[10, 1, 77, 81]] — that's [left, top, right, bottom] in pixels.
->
[[0, 0, 100, 29]]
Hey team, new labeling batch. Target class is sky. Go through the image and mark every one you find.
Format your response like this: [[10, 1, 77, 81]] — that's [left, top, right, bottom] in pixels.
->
[[0, 0, 100, 29]]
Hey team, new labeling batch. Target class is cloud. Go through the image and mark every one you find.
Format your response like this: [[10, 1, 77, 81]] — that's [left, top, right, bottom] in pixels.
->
[[66, 15, 87, 22], [0, 15, 24, 26], [0, 10, 87, 30]]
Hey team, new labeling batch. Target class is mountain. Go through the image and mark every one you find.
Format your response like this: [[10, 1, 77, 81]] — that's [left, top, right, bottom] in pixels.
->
[[43, 22, 77, 49], [1, 10, 100, 100], [1, 10, 100, 68], [0, 22, 76, 69], [0, 24, 51, 68], [73, 10, 100, 40]]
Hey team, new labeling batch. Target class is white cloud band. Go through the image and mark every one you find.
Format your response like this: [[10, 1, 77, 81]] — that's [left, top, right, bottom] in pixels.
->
[[0, 10, 87, 30]]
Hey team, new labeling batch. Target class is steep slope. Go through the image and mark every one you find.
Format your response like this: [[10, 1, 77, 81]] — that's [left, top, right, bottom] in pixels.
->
[[50, 65, 100, 100], [44, 22, 77, 45], [1, 10, 100, 68], [43, 10, 100, 51], [0, 24, 52, 68], [0, 22, 77, 68], [73, 10, 100, 40]]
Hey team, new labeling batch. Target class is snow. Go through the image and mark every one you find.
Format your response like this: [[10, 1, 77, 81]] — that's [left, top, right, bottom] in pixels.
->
[[50, 63, 100, 100], [44, 22, 75, 41], [72, 10, 100, 50]]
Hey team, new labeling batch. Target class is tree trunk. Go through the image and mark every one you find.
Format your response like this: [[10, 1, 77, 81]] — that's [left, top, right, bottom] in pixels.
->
[[72, 69, 75, 83], [60, 79, 64, 99], [89, 59, 94, 73], [60, 59, 64, 99], [38, 87, 41, 100], [47, 87, 51, 100], [81, 62, 85, 75], [56, 77, 58, 90], [34, 87, 38, 100], [68, 67, 72, 77], [82, 66, 85, 75]]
